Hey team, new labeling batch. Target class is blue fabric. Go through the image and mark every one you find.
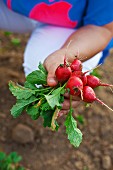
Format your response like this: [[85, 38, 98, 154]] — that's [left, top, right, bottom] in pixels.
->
[[98, 50, 109, 64], [84, 0, 113, 26], [3, 0, 113, 28], [3, 0, 113, 61], [98, 39, 113, 64]]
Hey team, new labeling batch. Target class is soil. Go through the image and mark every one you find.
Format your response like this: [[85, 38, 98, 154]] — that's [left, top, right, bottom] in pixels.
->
[[0, 30, 113, 170]]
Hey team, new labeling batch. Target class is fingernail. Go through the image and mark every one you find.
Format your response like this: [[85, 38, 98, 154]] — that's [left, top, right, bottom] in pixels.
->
[[58, 112, 63, 117], [47, 78, 58, 86], [48, 78, 56, 83]]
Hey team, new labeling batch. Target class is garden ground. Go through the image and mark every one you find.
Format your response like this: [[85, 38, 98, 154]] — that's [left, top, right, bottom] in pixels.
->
[[0, 31, 113, 170]]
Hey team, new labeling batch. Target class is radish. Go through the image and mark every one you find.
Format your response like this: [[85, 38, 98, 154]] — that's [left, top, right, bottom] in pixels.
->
[[71, 71, 87, 86], [66, 76, 83, 96], [86, 75, 113, 88], [55, 57, 72, 82], [83, 86, 113, 111], [71, 71, 82, 78], [70, 59, 82, 71], [81, 75, 87, 86]]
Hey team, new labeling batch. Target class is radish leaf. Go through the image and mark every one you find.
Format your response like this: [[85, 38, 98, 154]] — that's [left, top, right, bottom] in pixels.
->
[[9, 81, 36, 99], [26, 63, 47, 85], [38, 62, 47, 74], [44, 87, 65, 109], [26, 104, 40, 120], [11, 96, 38, 118], [64, 108, 82, 147], [40, 109, 53, 127]]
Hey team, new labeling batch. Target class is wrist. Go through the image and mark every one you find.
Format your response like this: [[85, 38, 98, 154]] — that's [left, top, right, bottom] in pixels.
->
[[61, 42, 82, 63]]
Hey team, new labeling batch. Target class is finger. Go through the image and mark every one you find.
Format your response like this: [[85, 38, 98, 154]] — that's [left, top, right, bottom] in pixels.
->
[[43, 59, 59, 87], [61, 99, 81, 110], [43, 64, 58, 87], [58, 110, 69, 117], [47, 73, 58, 87], [64, 92, 81, 101]]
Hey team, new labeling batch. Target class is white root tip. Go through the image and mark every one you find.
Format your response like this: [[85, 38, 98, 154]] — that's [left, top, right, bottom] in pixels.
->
[[80, 89, 83, 100], [103, 86, 113, 93], [96, 98, 113, 112], [109, 87, 113, 93], [83, 63, 102, 75]]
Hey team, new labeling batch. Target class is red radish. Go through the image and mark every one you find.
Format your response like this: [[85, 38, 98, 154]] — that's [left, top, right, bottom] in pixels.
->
[[66, 76, 83, 96], [71, 71, 82, 78], [81, 75, 87, 86], [71, 71, 87, 86], [70, 59, 82, 71], [86, 75, 113, 88], [55, 57, 72, 82], [83, 86, 113, 111]]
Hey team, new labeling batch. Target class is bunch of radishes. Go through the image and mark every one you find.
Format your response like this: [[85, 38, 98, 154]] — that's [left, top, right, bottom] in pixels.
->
[[55, 57, 113, 111]]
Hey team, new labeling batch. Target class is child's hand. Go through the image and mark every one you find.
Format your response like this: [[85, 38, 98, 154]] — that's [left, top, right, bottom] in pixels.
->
[[43, 48, 80, 115], [58, 93, 81, 117], [43, 48, 75, 86], [43, 48, 66, 86]]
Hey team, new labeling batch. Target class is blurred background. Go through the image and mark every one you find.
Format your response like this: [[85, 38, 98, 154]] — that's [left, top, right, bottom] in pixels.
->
[[0, 31, 113, 170]]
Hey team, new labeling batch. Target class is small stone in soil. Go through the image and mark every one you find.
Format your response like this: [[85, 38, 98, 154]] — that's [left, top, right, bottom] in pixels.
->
[[102, 155, 112, 169], [12, 123, 35, 144]]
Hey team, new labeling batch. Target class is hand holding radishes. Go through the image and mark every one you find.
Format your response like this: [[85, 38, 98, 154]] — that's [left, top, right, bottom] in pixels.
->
[[43, 48, 69, 87], [9, 55, 113, 148], [43, 46, 80, 87], [43, 48, 81, 117], [54, 56, 113, 112]]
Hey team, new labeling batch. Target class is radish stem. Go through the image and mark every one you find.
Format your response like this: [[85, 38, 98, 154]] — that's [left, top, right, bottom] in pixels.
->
[[96, 98, 113, 112]]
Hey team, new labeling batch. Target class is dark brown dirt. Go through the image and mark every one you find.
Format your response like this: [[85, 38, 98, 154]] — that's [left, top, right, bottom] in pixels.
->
[[0, 30, 113, 170]]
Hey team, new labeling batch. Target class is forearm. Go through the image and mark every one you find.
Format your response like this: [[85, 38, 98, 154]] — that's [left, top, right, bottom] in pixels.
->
[[44, 23, 113, 86], [61, 24, 113, 62]]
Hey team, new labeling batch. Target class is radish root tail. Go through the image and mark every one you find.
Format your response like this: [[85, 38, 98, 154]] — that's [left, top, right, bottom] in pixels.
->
[[96, 98, 113, 112]]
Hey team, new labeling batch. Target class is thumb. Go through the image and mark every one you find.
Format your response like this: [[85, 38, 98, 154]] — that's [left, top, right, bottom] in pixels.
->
[[47, 72, 58, 87], [43, 57, 59, 87]]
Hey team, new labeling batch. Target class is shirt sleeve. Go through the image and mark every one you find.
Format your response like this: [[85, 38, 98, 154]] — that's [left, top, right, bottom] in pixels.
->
[[84, 0, 113, 26]]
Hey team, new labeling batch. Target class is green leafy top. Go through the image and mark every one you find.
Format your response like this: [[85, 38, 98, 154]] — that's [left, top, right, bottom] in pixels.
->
[[9, 81, 36, 100], [64, 108, 82, 147], [26, 63, 47, 85], [9, 62, 83, 148], [11, 96, 39, 118], [45, 86, 65, 109]]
